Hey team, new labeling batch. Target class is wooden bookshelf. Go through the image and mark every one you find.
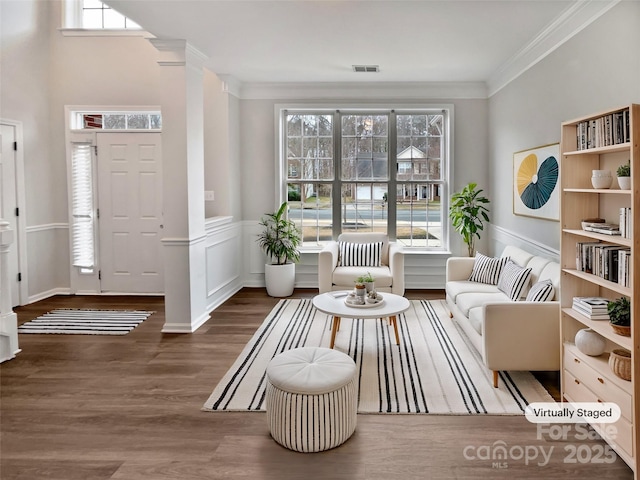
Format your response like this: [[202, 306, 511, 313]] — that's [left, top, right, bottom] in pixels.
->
[[560, 104, 639, 476]]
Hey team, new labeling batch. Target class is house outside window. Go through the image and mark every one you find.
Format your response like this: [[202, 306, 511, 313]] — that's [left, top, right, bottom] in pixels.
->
[[281, 106, 451, 251]]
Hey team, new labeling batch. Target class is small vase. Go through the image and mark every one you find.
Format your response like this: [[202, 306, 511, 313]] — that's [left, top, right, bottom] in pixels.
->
[[364, 281, 375, 293], [575, 328, 606, 356], [354, 284, 366, 298], [617, 176, 631, 190]]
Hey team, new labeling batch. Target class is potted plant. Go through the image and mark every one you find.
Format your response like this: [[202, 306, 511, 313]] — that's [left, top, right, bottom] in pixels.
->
[[256, 202, 301, 297], [357, 272, 375, 293], [449, 182, 490, 256], [616, 160, 631, 190], [608, 296, 631, 336]]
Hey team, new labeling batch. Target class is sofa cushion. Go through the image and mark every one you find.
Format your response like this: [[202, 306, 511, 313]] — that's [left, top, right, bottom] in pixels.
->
[[525, 256, 552, 285], [497, 260, 532, 301], [501, 246, 534, 267], [332, 266, 392, 288], [539, 262, 560, 300], [446, 280, 501, 303], [456, 291, 511, 317], [468, 306, 484, 335], [526, 279, 555, 302], [339, 241, 383, 267], [468, 252, 509, 285]]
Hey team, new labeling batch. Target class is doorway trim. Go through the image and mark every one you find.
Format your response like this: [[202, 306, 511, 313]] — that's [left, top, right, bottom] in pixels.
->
[[64, 105, 162, 295], [0, 119, 28, 305]]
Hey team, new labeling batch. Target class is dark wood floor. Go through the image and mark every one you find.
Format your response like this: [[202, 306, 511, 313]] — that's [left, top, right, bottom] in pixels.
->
[[0, 289, 633, 479]]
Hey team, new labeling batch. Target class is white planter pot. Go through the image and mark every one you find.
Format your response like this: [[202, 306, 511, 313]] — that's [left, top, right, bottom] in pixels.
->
[[264, 262, 295, 297], [617, 176, 631, 190]]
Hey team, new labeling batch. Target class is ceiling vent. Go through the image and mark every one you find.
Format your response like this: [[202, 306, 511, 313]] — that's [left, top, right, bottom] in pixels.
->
[[352, 65, 379, 73]]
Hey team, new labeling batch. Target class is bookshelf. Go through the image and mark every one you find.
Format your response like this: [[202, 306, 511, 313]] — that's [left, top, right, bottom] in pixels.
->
[[560, 104, 639, 474]]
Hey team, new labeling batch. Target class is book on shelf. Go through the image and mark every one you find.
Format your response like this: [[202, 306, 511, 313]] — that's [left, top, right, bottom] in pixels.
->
[[618, 248, 631, 287], [619, 207, 632, 239], [575, 109, 630, 150], [572, 297, 610, 320], [575, 241, 630, 285], [572, 296, 609, 311], [583, 223, 621, 235]]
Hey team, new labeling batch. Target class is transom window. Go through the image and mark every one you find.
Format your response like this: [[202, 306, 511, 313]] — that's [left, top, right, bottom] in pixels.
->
[[72, 112, 162, 130], [281, 107, 450, 250], [63, 0, 141, 30]]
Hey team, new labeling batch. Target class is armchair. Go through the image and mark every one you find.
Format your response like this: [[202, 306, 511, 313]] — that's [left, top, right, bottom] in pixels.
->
[[318, 232, 404, 295]]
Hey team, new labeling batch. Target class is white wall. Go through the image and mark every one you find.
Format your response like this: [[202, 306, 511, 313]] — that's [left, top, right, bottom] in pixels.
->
[[488, 1, 640, 256], [238, 96, 489, 288], [1, 0, 243, 305], [0, 0, 66, 299]]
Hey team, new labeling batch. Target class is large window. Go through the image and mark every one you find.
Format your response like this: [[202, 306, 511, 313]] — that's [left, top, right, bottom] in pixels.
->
[[282, 107, 450, 250]]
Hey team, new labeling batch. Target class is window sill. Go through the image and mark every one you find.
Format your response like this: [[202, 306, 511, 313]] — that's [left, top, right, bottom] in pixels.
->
[[59, 28, 152, 38]]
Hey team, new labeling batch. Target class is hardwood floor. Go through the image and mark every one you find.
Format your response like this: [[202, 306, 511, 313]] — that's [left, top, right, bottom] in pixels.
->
[[1, 289, 633, 479]]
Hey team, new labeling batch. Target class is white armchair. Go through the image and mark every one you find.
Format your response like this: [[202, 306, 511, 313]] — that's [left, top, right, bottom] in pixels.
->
[[318, 232, 404, 295]]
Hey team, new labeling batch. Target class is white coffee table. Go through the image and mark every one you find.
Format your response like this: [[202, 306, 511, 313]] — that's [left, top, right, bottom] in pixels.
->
[[312, 291, 411, 349]]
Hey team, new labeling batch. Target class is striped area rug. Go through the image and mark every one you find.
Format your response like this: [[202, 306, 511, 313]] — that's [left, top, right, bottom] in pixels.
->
[[203, 299, 554, 414], [18, 309, 153, 335]]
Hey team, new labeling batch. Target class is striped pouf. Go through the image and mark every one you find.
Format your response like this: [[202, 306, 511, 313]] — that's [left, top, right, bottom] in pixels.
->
[[265, 347, 357, 452]]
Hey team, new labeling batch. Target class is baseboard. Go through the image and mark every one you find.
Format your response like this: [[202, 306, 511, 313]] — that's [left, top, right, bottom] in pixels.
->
[[27, 288, 72, 305]]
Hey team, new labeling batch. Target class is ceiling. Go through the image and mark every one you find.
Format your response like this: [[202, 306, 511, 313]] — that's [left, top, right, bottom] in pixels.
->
[[105, 0, 617, 94]]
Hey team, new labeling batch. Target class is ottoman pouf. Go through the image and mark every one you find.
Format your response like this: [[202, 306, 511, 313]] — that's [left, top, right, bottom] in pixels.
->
[[265, 346, 358, 452]]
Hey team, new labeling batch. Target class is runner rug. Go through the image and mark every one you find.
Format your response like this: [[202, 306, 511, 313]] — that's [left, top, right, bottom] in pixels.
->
[[203, 299, 554, 414], [18, 309, 153, 335]]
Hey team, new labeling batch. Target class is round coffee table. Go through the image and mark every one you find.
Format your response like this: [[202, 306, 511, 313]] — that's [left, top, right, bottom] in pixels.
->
[[312, 291, 411, 349]]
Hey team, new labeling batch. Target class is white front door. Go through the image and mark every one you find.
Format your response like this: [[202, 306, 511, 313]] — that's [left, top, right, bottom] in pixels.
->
[[0, 124, 20, 306], [97, 132, 163, 293]]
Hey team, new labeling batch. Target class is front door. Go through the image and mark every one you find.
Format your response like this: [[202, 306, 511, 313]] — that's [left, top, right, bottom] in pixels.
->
[[0, 124, 20, 306], [97, 132, 163, 293]]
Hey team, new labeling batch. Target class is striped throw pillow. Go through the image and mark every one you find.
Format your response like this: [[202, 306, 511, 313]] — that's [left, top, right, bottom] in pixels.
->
[[497, 260, 532, 301], [339, 242, 383, 267], [468, 252, 509, 285], [526, 280, 555, 302]]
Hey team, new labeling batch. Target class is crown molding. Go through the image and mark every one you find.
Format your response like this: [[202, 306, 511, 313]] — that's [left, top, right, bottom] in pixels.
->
[[237, 81, 487, 100], [148, 38, 208, 68], [487, 0, 621, 97]]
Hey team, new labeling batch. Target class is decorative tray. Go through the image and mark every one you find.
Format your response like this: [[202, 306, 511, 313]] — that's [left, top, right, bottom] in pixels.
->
[[344, 296, 384, 308]]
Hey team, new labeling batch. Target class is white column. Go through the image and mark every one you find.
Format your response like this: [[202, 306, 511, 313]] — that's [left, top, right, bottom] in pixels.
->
[[0, 219, 20, 362], [149, 39, 210, 333]]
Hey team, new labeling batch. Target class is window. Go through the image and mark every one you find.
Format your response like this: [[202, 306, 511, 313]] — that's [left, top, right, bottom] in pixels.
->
[[63, 0, 142, 31], [281, 107, 450, 251], [82, 0, 140, 29], [77, 113, 162, 130], [70, 142, 95, 270]]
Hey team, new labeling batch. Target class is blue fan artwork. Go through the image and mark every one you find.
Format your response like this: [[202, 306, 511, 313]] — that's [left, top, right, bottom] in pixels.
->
[[516, 153, 559, 209]]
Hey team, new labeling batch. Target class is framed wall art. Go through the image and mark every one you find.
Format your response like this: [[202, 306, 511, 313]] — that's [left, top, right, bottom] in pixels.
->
[[513, 143, 560, 221]]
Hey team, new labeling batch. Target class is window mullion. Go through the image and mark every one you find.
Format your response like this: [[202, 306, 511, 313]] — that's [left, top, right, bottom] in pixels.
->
[[388, 111, 397, 241], [332, 110, 342, 240]]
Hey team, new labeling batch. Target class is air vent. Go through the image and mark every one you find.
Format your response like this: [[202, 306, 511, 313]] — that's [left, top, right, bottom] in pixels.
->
[[352, 65, 379, 73]]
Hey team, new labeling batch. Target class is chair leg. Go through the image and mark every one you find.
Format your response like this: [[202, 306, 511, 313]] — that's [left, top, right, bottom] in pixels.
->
[[493, 371, 499, 388], [449, 310, 453, 318]]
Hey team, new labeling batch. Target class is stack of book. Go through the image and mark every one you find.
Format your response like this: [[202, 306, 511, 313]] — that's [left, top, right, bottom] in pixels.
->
[[582, 223, 620, 235], [572, 297, 610, 320]]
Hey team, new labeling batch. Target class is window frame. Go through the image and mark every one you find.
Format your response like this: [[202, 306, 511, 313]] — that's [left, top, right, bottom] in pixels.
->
[[61, 0, 149, 36], [276, 104, 453, 254]]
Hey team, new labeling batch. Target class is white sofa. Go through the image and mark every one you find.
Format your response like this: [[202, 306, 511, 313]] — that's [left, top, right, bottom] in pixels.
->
[[318, 232, 404, 295], [446, 245, 560, 388]]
